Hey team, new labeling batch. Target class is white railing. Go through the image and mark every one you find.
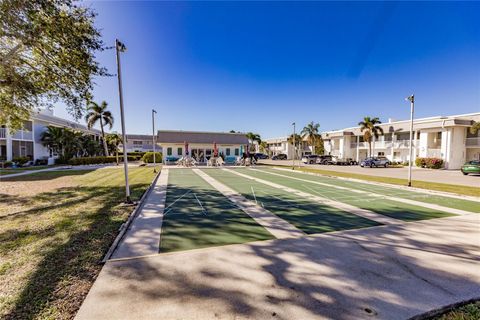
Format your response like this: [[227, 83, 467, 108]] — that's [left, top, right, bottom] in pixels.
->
[[466, 137, 480, 147], [11, 129, 33, 140], [0, 128, 5, 139]]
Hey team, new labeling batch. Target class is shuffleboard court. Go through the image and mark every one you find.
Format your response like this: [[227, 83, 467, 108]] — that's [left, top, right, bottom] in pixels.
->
[[265, 167, 480, 213], [161, 169, 273, 252], [234, 168, 456, 221], [201, 169, 380, 234]]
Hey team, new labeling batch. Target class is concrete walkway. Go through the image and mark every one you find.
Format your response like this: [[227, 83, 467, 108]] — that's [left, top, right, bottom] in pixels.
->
[[225, 168, 400, 225], [76, 214, 480, 320], [0, 165, 71, 178], [258, 159, 480, 187], [193, 169, 305, 239], [111, 169, 169, 259]]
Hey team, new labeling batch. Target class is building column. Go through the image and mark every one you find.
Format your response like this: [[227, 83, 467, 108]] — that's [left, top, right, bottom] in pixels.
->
[[372, 136, 375, 157], [413, 130, 418, 163], [6, 129, 13, 161], [356, 136, 360, 162], [390, 132, 395, 161]]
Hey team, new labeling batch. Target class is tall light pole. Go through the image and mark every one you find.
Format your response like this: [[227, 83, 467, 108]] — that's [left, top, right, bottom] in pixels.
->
[[115, 39, 132, 203], [152, 109, 157, 173], [406, 94, 415, 187], [292, 122, 296, 169]]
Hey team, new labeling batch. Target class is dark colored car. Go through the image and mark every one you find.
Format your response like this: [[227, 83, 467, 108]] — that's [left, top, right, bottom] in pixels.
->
[[272, 154, 287, 160], [301, 154, 319, 164], [254, 153, 269, 159], [360, 157, 390, 168], [461, 160, 480, 175], [316, 155, 334, 165]]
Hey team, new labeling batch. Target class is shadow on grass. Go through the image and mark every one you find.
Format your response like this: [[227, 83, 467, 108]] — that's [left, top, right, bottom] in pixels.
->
[[0, 170, 93, 181], [1, 183, 149, 319]]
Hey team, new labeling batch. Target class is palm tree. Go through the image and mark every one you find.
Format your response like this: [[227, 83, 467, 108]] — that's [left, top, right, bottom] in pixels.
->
[[106, 133, 123, 165], [287, 133, 303, 159], [259, 141, 268, 154], [301, 122, 320, 154], [470, 121, 480, 135], [358, 116, 384, 157], [41, 126, 64, 157], [246, 132, 261, 152], [85, 101, 113, 156]]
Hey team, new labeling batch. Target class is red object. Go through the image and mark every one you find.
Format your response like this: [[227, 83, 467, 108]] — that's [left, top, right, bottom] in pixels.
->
[[213, 142, 218, 157]]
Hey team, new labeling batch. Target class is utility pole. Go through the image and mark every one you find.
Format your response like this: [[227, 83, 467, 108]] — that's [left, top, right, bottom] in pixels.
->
[[292, 122, 296, 169], [406, 94, 415, 187], [152, 109, 157, 173], [115, 39, 131, 203]]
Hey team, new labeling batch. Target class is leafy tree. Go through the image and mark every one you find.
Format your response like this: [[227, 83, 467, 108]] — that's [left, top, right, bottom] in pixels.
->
[[470, 121, 480, 135], [40, 126, 83, 162], [259, 141, 268, 154], [85, 101, 113, 156], [0, 0, 107, 130], [40, 126, 64, 157], [300, 121, 321, 154], [246, 132, 261, 152], [106, 132, 122, 165], [79, 135, 102, 157], [358, 116, 384, 157], [314, 137, 325, 155]]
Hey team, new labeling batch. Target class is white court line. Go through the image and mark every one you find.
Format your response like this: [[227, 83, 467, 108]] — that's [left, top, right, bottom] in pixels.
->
[[225, 168, 400, 225], [193, 193, 207, 215], [193, 169, 305, 239], [253, 168, 475, 216], [164, 190, 192, 212], [251, 186, 258, 204]]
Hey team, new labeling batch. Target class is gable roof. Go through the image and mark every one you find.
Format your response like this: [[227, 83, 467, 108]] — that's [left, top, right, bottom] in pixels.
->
[[157, 130, 248, 144]]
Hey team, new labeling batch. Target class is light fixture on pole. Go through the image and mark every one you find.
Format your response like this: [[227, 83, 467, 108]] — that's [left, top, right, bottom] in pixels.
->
[[292, 122, 296, 170], [152, 109, 157, 173], [406, 94, 415, 187], [115, 39, 132, 204]]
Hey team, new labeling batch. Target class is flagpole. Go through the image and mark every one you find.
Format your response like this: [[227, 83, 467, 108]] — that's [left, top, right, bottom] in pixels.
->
[[406, 94, 415, 187], [152, 109, 157, 173]]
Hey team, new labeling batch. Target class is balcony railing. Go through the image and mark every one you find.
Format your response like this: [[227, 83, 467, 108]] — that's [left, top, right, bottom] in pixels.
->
[[11, 129, 33, 140], [427, 149, 442, 158], [466, 137, 480, 147], [0, 128, 5, 139]]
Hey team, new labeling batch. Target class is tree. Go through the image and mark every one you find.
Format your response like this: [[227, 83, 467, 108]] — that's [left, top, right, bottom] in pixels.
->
[[287, 133, 303, 158], [470, 121, 480, 135], [246, 132, 261, 152], [259, 141, 268, 154], [40, 126, 64, 157], [300, 121, 321, 154], [85, 101, 113, 156], [40, 126, 83, 162], [79, 135, 102, 157], [0, 0, 108, 130], [106, 132, 122, 165], [358, 116, 384, 157], [314, 137, 325, 155]]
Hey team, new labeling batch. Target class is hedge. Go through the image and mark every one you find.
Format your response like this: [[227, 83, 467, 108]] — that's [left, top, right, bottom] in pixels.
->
[[415, 157, 444, 169], [68, 156, 139, 165], [142, 152, 162, 163], [13, 156, 30, 165]]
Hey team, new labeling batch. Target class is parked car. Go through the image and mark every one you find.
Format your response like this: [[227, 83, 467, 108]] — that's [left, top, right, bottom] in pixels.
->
[[332, 157, 357, 165], [360, 157, 390, 168], [461, 160, 480, 175], [301, 154, 320, 164], [316, 155, 334, 165], [271, 154, 287, 160], [254, 153, 269, 159]]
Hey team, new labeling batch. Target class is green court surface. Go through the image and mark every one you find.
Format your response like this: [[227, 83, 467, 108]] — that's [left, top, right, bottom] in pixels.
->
[[231, 168, 455, 221], [256, 167, 480, 213], [201, 169, 380, 233], [161, 169, 273, 253]]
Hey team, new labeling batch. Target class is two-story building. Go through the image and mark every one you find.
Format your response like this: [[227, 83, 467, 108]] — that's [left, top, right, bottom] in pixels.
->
[[121, 134, 161, 153], [1, 109, 101, 163], [264, 136, 313, 159], [321, 112, 480, 169]]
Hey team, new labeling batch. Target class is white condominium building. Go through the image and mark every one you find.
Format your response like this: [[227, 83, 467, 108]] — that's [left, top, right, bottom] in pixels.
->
[[321, 112, 480, 169]]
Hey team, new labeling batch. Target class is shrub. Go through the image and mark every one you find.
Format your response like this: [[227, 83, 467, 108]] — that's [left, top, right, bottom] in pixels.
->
[[68, 156, 138, 166], [2, 161, 13, 168], [142, 152, 162, 163], [415, 157, 443, 169], [13, 156, 29, 165]]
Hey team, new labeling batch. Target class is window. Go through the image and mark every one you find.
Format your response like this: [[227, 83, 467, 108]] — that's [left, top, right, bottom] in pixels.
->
[[226, 148, 231, 156], [167, 147, 172, 156], [133, 140, 143, 146], [234, 148, 239, 156], [378, 152, 385, 156], [177, 147, 182, 156]]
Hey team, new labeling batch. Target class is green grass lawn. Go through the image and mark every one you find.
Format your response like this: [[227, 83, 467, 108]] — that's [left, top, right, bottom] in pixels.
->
[[161, 169, 273, 252], [0, 167, 157, 319], [432, 301, 480, 320], [203, 169, 380, 233], [0, 166, 52, 176], [236, 168, 454, 222], [261, 165, 480, 197]]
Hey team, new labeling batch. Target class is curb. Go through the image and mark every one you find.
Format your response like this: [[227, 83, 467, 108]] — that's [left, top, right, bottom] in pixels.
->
[[408, 298, 480, 320], [101, 169, 162, 263]]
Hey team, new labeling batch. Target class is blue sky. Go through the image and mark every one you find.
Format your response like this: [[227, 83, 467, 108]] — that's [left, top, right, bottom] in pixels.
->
[[56, 1, 480, 138]]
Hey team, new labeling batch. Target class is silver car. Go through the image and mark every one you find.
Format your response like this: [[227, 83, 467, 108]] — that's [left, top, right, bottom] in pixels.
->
[[360, 157, 390, 168]]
